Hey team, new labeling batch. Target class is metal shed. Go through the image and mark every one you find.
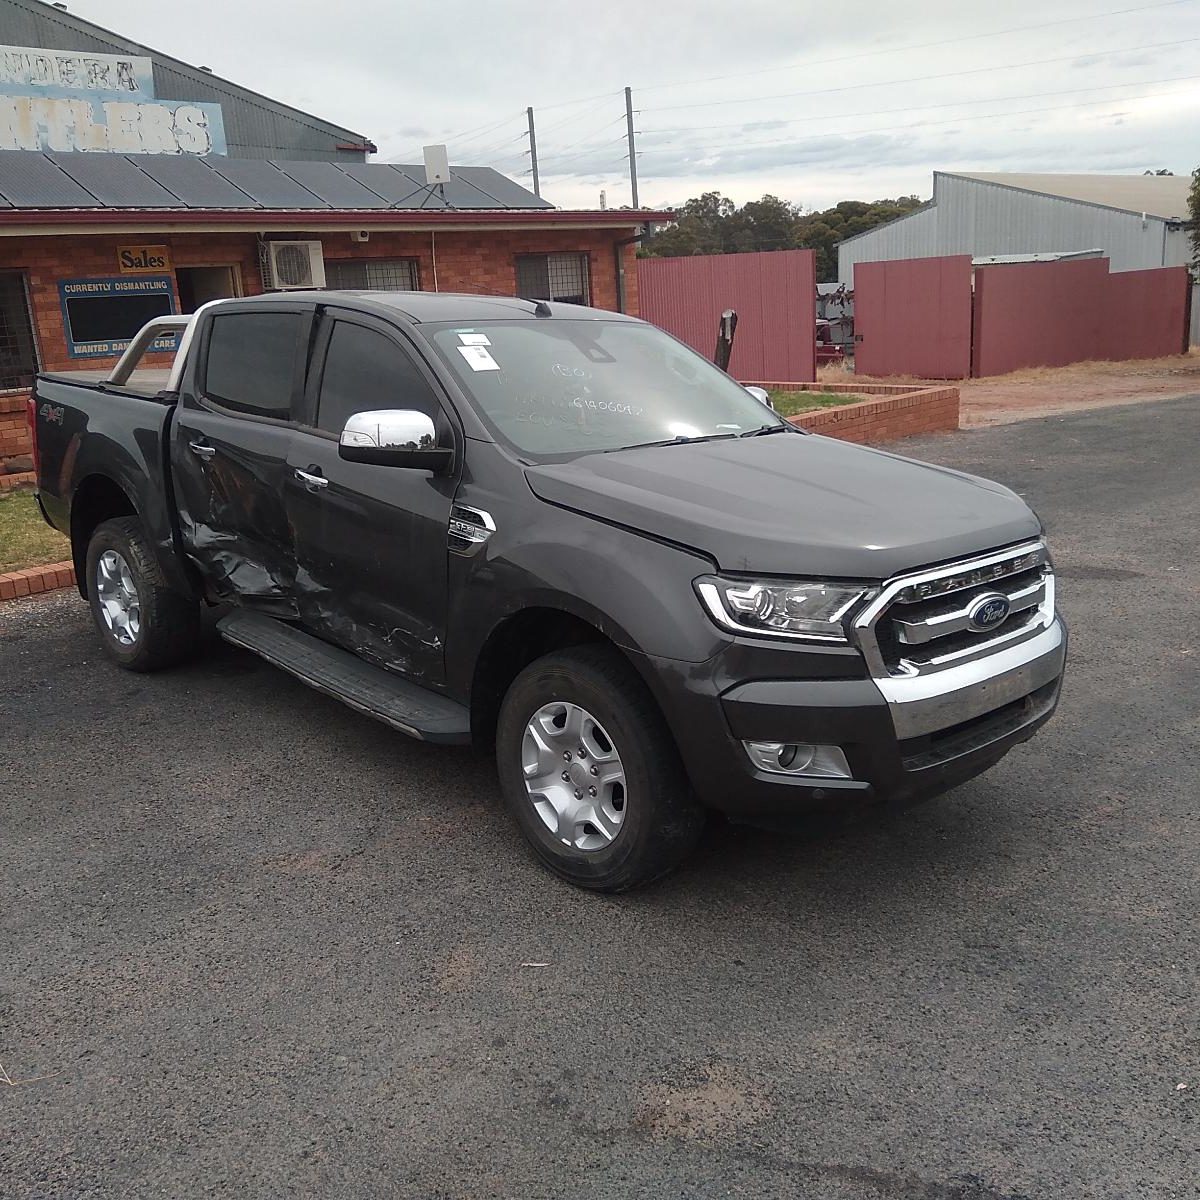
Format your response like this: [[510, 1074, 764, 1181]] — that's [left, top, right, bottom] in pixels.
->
[[838, 172, 1194, 285]]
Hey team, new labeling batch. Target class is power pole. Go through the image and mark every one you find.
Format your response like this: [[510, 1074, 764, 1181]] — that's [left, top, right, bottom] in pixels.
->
[[526, 106, 540, 198], [624, 85, 639, 209]]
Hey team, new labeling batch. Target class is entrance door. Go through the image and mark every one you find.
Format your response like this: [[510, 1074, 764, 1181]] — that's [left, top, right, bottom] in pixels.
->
[[176, 265, 241, 313], [172, 303, 312, 609], [284, 311, 458, 683]]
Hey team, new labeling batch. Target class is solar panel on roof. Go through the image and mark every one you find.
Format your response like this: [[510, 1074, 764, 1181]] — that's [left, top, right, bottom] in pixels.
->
[[336, 163, 424, 205], [272, 161, 391, 208], [124, 155, 260, 208], [43, 152, 185, 207], [209, 159, 329, 208], [386, 165, 548, 209], [0, 150, 103, 207], [452, 166, 553, 209], [386, 166, 449, 208]]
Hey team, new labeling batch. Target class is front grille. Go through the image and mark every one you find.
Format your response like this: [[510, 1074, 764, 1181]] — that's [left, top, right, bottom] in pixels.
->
[[856, 542, 1054, 679]]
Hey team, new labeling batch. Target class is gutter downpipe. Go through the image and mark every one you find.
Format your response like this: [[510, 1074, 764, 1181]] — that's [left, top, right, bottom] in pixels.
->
[[614, 226, 648, 314]]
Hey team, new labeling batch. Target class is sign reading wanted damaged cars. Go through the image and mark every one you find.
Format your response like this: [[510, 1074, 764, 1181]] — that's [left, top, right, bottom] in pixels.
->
[[59, 276, 178, 359]]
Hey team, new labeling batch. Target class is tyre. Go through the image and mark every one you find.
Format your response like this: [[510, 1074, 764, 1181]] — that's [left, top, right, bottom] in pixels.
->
[[85, 516, 200, 672], [496, 644, 704, 891]]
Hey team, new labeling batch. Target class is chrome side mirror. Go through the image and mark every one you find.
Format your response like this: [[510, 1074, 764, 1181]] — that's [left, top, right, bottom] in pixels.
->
[[744, 385, 773, 410], [338, 409, 452, 472]]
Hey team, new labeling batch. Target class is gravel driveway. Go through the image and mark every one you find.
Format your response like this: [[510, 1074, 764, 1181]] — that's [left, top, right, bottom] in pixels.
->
[[2, 396, 1197, 1199]]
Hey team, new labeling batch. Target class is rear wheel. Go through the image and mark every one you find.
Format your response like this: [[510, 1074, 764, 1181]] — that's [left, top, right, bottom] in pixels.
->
[[85, 516, 200, 672], [496, 644, 704, 891]]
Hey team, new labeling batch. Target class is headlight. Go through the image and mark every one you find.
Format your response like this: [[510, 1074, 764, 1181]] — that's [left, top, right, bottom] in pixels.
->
[[695, 575, 870, 642]]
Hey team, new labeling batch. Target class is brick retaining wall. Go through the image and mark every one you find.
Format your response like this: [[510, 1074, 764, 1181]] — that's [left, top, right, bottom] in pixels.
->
[[744, 381, 960, 445]]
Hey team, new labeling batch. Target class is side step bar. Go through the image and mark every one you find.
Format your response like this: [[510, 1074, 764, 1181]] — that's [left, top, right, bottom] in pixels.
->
[[217, 609, 471, 745]]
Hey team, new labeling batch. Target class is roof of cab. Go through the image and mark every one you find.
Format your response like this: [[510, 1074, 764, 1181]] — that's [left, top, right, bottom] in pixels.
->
[[230, 290, 640, 324]]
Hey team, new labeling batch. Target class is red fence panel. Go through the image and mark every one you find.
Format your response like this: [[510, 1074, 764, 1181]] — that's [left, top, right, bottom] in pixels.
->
[[637, 249, 816, 382], [972, 259, 1108, 377], [854, 256, 972, 379], [1099, 266, 1192, 360], [972, 260, 1190, 375]]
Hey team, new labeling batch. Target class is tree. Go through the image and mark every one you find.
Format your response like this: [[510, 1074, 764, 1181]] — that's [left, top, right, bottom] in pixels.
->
[[1190, 166, 1200, 268], [641, 192, 925, 282]]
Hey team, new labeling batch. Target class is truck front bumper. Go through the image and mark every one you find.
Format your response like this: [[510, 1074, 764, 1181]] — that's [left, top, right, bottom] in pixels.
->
[[641, 618, 1067, 828]]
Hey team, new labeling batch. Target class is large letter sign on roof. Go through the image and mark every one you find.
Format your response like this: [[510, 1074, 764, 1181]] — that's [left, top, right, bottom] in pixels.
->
[[0, 44, 226, 155]]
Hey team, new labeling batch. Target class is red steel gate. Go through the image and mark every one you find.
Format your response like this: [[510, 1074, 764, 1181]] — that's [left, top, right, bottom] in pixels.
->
[[853, 255, 973, 380], [638, 249, 816, 382]]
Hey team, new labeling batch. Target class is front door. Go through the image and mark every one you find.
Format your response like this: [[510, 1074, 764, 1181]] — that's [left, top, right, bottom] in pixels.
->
[[172, 304, 312, 610], [284, 312, 458, 683]]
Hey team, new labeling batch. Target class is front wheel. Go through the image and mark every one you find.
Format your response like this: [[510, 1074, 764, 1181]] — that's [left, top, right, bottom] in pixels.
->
[[496, 645, 704, 891], [85, 516, 200, 672]]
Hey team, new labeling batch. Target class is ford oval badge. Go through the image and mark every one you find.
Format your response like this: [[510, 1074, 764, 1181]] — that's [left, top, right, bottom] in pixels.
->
[[967, 592, 1012, 633]]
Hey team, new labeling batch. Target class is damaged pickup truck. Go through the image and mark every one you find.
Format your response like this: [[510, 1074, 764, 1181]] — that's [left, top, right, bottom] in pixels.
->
[[32, 291, 1066, 890]]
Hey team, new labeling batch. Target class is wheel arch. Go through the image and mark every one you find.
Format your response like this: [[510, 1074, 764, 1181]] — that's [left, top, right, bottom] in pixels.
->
[[69, 474, 138, 598], [468, 605, 663, 748]]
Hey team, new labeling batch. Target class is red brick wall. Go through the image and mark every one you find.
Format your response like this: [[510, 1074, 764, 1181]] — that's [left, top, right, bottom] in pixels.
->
[[0, 226, 640, 464], [745, 381, 961, 445]]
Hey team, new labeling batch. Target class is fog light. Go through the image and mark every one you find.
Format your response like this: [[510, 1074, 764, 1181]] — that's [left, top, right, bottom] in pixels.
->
[[742, 740, 852, 779]]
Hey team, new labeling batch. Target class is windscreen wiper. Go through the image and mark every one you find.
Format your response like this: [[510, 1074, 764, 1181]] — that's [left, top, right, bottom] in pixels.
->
[[608, 432, 739, 452], [738, 422, 792, 437]]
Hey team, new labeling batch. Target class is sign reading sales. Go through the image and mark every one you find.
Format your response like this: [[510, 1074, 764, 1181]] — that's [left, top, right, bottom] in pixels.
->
[[118, 245, 172, 274], [0, 44, 226, 155]]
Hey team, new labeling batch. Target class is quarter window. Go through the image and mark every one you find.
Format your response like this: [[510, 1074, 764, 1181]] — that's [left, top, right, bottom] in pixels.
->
[[316, 321, 440, 436], [325, 259, 420, 291], [202, 312, 303, 418], [515, 253, 591, 305], [0, 271, 38, 391]]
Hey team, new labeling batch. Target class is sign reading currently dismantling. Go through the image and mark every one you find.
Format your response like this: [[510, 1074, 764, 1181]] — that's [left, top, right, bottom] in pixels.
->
[[0, 44, 226, 155], [59, 276, 177, 359]]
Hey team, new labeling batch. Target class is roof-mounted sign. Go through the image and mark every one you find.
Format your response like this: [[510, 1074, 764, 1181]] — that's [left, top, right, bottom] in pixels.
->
[[0, 44, 226, 155]]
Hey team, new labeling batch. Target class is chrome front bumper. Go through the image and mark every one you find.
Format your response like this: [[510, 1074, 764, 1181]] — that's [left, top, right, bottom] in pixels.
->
[[875, 618, 1067, 739]]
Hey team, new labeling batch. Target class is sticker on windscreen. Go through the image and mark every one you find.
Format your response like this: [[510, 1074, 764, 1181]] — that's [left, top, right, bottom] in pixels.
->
[[458, 332, 491, 346], [458, 345, 500, 371]]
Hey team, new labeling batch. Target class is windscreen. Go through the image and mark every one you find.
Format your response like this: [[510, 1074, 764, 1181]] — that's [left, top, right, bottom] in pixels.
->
[[422, 319, 782, 458]]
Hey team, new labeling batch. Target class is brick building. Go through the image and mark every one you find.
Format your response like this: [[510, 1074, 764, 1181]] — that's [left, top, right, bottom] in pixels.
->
[[0, 1, 665, 480], [0, 192, 660, 477]]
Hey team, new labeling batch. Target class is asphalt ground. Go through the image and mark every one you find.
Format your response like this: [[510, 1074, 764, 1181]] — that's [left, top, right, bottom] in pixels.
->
[[2, 396, 1197, 1199]]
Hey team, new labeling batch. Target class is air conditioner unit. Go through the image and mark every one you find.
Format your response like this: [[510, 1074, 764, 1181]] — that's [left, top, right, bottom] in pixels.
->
[[262, 240, 326, 290]]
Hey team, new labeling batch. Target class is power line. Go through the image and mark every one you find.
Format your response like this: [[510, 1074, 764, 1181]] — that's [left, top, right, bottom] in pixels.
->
[[635, 0, 1194, 94], [648, 36, 1200, 112], [635, 86, 1200, 163], [638, 73, 1200, 138]]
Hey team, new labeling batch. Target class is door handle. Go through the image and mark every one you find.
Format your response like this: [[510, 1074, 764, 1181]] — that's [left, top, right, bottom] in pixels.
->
[[294, 467, 329, 490], [188, 441, 216, 460]]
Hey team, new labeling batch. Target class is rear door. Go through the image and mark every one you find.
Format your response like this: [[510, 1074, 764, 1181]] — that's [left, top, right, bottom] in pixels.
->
[[284, 310, 459, 683], [172, 304, 313, 610]]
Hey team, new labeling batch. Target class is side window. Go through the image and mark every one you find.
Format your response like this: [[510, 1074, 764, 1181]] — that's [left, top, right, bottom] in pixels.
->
[[315, 321, 441, 436], [203, 312, 303, 418]]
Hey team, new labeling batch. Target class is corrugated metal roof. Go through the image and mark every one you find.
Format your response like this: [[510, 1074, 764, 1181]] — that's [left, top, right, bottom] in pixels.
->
[[947, 173, 1192, 221], [0, 0, 373, 160], [0, 152, 553, 210]]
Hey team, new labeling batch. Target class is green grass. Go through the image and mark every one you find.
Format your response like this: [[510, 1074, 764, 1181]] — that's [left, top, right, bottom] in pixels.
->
[[768, 389, 868, 418], [0, 489, 70, 573]]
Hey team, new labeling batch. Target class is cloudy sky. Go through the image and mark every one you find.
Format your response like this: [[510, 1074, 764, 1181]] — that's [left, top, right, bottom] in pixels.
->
[[65, 0, 1200, 212]]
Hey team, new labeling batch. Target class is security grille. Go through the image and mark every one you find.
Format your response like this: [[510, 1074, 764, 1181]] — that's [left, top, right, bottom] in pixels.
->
[[0, 272, 38, 391], [516, 253, 590, 305], [325, 259, 420, 291]]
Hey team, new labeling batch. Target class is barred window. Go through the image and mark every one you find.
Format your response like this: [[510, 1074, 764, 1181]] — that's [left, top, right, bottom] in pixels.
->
[[325, 259, 420, 291], [515, 253, 591, 305], [0, 271, 39, 390]]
